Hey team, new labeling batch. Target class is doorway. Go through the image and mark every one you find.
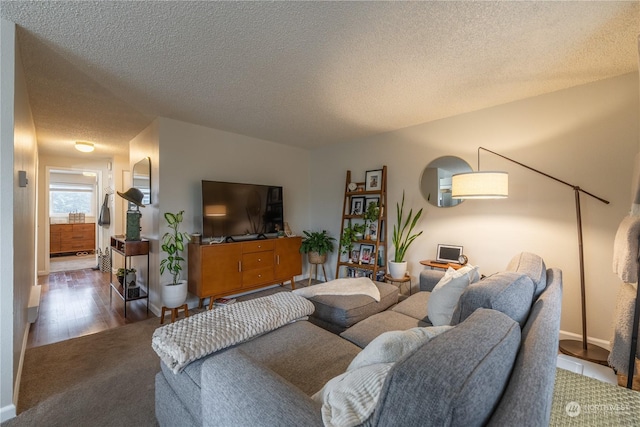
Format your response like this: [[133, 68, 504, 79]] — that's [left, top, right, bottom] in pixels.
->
[[46, 167, 101, 273]]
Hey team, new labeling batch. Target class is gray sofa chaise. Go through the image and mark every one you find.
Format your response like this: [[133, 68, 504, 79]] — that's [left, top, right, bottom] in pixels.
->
[[155, 252, 562, 426]]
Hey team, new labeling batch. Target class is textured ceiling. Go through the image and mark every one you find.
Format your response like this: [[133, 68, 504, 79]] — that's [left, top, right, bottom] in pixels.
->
[[1, 1, 639, 158]]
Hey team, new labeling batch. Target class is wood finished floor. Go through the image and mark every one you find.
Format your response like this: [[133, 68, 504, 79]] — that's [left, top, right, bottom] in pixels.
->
[[28, 268, 155, 348]]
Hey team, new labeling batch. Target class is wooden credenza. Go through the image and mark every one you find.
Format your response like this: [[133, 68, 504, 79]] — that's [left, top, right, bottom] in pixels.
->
[[188, 236, 302, 309], [50, 223, 95, 254]]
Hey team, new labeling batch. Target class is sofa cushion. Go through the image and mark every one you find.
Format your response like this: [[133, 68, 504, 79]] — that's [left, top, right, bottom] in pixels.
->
[[373, 309, 521, 427], [390, 291, 430, 321], [450, 272, 535, 327], [427, 265, 480, 326], [488, 269, 563, 426], [340, 311, 431, 348], [506, 252, 547, 298], [307, 281, 399, 331]]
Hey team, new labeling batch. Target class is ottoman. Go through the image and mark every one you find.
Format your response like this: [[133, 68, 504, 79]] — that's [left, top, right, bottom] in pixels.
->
[[306, 281, 399, 333]]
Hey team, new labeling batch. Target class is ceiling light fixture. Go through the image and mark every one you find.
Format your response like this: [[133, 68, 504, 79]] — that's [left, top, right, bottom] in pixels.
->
[[75, 141, 94, 153]]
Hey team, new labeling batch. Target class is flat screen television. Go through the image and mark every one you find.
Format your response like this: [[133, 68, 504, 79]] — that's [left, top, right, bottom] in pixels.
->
[[201, 180, 284, 240]]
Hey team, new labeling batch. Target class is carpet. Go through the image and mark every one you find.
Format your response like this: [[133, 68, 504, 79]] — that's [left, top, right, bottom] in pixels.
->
[[550, 368, 640, 426], [3, 317, 161, 427]]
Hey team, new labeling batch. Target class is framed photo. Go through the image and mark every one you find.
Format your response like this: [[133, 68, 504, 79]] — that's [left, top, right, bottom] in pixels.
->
[[365, 169, 383, 191], [359, 244, 375, 264], [365, 196, 380, 208], [350, 196, 365, 215], [350, 249, 360, 262], [436, 244, 463, 264]]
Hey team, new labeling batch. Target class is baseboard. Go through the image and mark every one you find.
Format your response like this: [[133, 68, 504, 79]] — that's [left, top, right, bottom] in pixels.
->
[[7, 325, 30, 422], [0, 403, 17, 423], [559, 329, 611, 351]]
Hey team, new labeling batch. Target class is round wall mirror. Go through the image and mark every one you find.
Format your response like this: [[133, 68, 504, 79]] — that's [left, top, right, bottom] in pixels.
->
[[420, 156, 472, 208]]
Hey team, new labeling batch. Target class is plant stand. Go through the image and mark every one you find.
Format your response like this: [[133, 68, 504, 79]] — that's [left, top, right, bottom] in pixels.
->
[[308, 261, 328, 287], [160, 304, 189, 324]]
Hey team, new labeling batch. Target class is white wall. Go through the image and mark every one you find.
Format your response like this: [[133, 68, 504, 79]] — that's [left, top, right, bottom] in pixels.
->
[[310, 73, 639, 345], [1, 19, 38, 421], [131, 117, 311, 313]]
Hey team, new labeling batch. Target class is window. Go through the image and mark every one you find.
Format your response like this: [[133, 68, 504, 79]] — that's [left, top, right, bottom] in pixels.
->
[[49, 171, 97, 217]]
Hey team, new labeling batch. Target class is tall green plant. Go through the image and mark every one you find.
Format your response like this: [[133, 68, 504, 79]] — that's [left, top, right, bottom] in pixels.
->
[[160, 210, 191, 285], [392, 191, 424, 262]]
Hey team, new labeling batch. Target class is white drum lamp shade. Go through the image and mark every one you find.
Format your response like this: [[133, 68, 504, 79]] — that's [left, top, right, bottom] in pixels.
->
[[451, 171, 508, 199]]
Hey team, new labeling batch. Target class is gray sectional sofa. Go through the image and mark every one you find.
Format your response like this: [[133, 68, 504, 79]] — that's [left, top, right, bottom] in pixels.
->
[[155, 252, 562, 426]]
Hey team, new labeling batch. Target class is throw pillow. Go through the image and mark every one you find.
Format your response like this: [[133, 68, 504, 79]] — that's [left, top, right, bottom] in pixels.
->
[[347, 325, 453, 371], [427, 264, 480, 326], [314, 362, 393, 427]]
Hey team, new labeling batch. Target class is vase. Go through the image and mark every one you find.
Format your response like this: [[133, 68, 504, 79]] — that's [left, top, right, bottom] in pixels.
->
[[388, 260, 408, 279], [162, 280, 188, 308]]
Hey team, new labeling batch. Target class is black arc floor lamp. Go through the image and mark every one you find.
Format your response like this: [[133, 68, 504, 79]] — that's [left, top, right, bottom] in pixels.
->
[[452, 147, 610, 365]]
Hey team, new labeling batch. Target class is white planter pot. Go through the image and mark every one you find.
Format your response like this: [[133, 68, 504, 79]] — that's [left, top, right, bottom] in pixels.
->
[[388, 260, 408, 279], [162, 280, 188, 308]]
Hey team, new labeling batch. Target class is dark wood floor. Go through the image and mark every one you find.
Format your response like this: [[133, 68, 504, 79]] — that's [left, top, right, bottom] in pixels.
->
[[28, 268, 155, 348]]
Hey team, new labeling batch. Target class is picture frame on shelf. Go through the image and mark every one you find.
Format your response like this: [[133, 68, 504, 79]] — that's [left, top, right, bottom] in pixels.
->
[[365, 169, 383, 191], [351, 196, 365, 215], [359, 243, 375, 264], [350, 249, 360, 262], [365, 196, 380, 210]]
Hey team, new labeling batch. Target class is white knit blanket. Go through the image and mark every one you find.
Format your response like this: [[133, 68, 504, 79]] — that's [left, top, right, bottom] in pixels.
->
[[612, 215, 640, 283], [293, 277, 381, 302], [152, 292, 314, 374]]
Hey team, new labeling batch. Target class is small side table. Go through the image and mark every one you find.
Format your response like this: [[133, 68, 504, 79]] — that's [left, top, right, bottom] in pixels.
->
[[160, 304, 189, 324], [384, 273, 412, 296], [420, 260, 464, 271]]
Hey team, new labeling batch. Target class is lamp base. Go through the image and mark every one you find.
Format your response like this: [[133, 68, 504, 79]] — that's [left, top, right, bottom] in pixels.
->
[[559, 339, 610, 366]]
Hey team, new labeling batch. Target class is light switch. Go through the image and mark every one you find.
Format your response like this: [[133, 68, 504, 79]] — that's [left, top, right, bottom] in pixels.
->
[[18, 170, 28, 187]]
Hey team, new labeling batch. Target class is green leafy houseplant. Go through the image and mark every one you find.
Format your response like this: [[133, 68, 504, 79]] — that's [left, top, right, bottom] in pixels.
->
[[300, 230, 336, 255], [363, 200, 380, 238], [391, 191, 424, 263], [160, 210, 191, 285], [340, 222, 366, 256]]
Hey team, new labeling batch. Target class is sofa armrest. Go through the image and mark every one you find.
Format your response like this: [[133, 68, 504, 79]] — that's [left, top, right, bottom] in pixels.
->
[[202, 349, 323, 427], [419, 269, 445, 292]]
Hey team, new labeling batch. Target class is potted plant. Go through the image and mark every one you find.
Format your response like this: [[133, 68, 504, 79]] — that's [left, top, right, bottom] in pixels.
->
[[300, 230, 336, 264], [363, 200, 380, 240], [340, 222, 366, 261], [160, 210, 191, 308], [116, 268, 136, 286], [389, 191, 424, 279]]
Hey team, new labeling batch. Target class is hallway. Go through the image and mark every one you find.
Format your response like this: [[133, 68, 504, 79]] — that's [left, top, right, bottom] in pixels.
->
[[28, 269, 154, 348]]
